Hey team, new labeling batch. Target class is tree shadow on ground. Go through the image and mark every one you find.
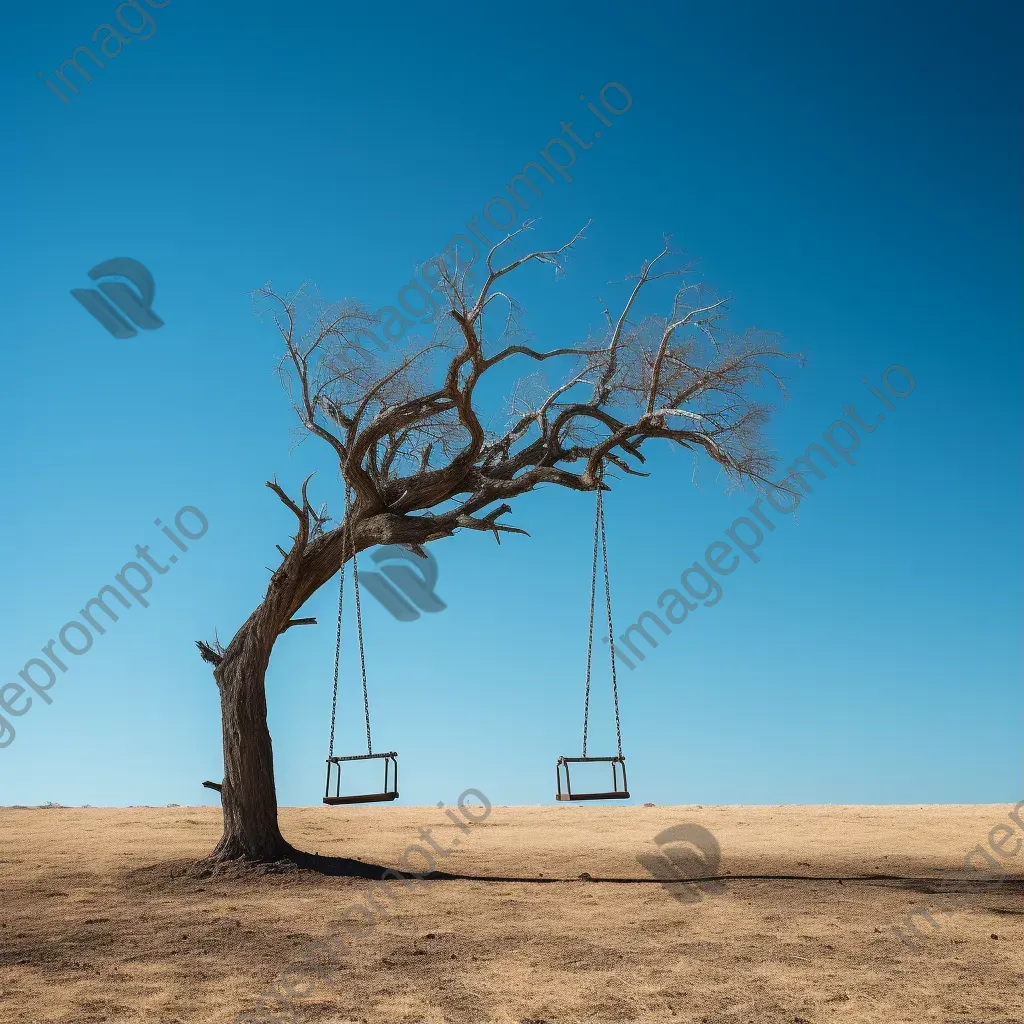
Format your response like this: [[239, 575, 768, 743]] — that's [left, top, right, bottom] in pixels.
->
[[273, 849, 1024, 893]]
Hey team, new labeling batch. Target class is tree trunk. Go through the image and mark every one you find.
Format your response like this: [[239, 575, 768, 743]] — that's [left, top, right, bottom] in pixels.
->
[[209, 644, 289, 862], [199, 506, 432, 864]]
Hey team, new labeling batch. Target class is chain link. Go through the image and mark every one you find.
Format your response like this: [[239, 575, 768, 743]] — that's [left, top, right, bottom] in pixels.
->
[[327, 545, 345, 760], [350, 515, 373, 756], [327, 488, 351, 761], [326, 485, 374, 760], [581, 488, 601, 757], [582, 480, 623, 758], [597, 486, 624, 759]]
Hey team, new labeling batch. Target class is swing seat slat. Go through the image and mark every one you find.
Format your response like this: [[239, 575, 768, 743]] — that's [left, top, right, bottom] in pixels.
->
[[555, 790, 630, 801], [323, 792, 399, 805]]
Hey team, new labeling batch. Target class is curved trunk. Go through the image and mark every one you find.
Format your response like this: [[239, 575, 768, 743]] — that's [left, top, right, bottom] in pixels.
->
[[210, 645, 289, 862], [201, 509, 439, 863]]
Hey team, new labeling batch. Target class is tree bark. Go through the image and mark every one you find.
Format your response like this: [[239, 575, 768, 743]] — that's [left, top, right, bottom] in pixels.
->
[[209, 645, 290, 862]]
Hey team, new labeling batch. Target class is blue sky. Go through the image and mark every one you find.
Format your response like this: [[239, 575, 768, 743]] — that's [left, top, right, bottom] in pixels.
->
[[2, 1, 1020, 808]]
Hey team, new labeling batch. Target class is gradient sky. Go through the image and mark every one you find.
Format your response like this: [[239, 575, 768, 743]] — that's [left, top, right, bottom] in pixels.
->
[[2, 1, 1020, 809]]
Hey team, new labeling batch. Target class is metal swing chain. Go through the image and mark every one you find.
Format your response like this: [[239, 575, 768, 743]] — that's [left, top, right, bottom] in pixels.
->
[[327, 490, 350, 761], [326, 486, 374, 759], [350, 520, 373, 756], [327, 561, 344, 761], [581, 486, 601, 757], [597, 487, 624, 759]]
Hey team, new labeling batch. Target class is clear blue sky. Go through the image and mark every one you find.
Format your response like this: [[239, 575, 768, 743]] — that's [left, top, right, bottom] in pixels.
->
[[2, 1, 1020, 808]]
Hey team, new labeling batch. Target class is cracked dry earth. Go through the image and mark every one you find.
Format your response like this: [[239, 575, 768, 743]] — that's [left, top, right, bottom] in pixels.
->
[[0, 805, 1022, 1023]]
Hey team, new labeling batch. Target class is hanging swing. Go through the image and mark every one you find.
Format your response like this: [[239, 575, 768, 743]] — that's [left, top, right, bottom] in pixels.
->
[[323, 489, 399, 806], [555, 483, 630, 801]]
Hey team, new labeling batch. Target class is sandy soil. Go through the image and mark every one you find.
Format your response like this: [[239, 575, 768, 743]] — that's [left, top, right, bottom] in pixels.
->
[[0, 804, 1022, 1024]]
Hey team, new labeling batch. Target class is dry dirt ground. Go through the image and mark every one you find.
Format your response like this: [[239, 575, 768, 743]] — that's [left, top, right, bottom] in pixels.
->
[[1, 804, 1022, 1024]]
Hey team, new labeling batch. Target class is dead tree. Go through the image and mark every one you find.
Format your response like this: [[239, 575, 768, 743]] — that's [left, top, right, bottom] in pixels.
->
[[196, 223, 796, 864]]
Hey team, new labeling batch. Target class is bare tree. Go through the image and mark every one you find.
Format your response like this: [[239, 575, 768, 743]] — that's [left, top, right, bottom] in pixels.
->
[[196, 224, 796, 865]]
